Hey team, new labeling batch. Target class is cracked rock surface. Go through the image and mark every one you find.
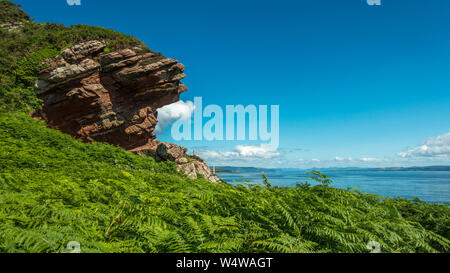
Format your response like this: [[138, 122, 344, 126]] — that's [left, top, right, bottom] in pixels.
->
[[35, 40, 187, 151], [34, 40, 219, 183]]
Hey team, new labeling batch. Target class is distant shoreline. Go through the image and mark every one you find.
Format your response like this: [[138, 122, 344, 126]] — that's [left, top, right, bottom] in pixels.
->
[[214, 168, 233, 173], [214, 165, 450, 173]]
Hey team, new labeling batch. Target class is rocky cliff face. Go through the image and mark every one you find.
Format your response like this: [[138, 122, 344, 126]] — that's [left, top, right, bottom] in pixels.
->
[[35, 40, 219, 183], [35, 40, 187, 152]]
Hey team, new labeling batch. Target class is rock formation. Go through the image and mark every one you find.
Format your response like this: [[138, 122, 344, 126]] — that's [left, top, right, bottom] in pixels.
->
[[0, 22, 22, 32], [35, 40, 186, 151], [34, 40, 219, 183], [137, 142, 221, 183]]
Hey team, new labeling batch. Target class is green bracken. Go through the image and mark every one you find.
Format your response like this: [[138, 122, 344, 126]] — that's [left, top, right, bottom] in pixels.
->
[[0, 0, 449, 253]]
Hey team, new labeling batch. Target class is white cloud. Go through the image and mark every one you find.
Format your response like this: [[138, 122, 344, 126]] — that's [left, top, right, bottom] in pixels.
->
[[197, 144, 281, 163], [199, 150, 239, 159], [361, 157, 383, 162], [311, 158, 321, 162], [398, 132, 450, 158], [155, 100, 194, 135], [234, 144, 280, 158], [329, 157, 388, 164]]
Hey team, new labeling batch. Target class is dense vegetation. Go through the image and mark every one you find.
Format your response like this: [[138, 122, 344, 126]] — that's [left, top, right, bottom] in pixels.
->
[[1, 114, 449, 253], [0, 0, 148, 113], [0, 1, 449, 253], [0, 1, 29, 23]]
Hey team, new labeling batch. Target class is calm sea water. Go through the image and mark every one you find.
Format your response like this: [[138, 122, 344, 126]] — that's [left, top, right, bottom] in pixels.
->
[[217, 170, 450, 203]]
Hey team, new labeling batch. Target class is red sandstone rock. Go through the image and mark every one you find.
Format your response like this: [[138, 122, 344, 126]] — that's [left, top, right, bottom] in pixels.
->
[[34, 40, 187, 151], [34, 40, 220, 183]]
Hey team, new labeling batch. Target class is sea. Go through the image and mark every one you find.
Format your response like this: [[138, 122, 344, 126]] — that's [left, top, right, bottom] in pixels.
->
[[216, 169, 450, 203]]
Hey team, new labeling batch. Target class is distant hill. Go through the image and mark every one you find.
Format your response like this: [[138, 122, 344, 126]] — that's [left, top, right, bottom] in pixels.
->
[[217, 165, 450, 173], [367, 166, 450, 172]]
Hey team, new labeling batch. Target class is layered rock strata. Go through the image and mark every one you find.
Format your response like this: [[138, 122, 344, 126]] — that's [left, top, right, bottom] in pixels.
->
[[34, 40, 219, 183], [35, 40, 187, 151]]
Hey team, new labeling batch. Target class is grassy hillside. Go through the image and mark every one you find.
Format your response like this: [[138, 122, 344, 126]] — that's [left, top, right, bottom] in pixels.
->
[[0, 0, 148, 113], [1, 113, 449, 253], [0, 1, 449, 253]]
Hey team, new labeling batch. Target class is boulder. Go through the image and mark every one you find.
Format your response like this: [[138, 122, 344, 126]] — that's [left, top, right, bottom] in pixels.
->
[[156, 142, 187, 162], [139, 142, 220, 183]]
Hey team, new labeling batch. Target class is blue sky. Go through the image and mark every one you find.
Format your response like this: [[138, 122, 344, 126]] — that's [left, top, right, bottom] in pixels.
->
[[17, 0, 450, 168]]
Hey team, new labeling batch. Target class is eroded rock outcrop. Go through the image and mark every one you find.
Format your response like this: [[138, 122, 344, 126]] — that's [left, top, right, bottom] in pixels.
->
[[35, 40, 187, 151], [136, 142, 221, 183], [34, 40, 220, 183]]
